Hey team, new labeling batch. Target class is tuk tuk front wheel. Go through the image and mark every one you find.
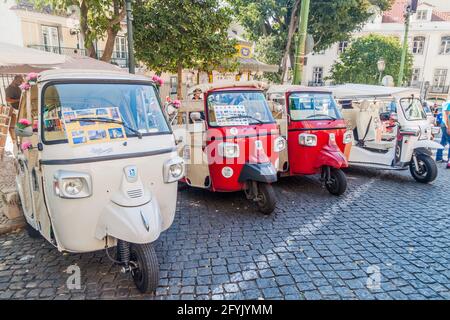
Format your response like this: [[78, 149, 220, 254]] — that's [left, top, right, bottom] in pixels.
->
[[129, 243, 159, 293], [256, 183, 276, 215], [410, 154, 437, 183], [325, 168, 347, 196]]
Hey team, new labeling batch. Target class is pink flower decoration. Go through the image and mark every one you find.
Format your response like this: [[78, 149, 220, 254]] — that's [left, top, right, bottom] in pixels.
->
[[21, 142, 33, 151], [26, 72, 39, 81], [172, 100, 181, 108], [18, 118, 31, 126], [152, 75, 164, 86], [19, 83, 31, 91], [165, 96, 172, 103]]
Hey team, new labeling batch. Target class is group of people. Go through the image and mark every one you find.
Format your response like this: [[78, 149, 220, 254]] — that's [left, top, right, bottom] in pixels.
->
[[436, 101, 450, 169]]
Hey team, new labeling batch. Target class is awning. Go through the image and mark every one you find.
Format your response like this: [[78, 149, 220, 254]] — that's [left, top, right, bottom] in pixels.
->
[[323, 83, 420, 100], [237, 57, 279, 73]]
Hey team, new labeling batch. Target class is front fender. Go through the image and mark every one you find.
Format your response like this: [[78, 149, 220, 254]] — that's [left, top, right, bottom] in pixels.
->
[[238, 162, 277, 183], [316, 144, 348, 169], [413, 139, 444, 150], [95, 198, 162, 244]]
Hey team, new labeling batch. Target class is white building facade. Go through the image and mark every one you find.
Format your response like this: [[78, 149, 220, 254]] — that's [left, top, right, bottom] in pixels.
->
[[303, 1, 450, 100]]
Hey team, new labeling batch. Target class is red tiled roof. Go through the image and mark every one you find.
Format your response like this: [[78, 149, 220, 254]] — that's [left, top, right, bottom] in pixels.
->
[[381, 0, 450, 23]]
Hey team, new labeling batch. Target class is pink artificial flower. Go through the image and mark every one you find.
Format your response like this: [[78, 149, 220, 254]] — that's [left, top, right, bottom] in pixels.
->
[[165, 96, 172, 103], [19, 83, 31, 91], [18, 118, 31, 126], [151, 75, 164, 86], [21, 141, 33, 151], [26, 72, 39, 81], [172, 100, 181, 108]]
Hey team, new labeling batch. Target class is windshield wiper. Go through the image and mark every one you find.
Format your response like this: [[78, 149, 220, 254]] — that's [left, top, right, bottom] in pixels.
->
[[70, 117, 143, 139], [224, 115, 264, 124], [306, 114, 337, 120]]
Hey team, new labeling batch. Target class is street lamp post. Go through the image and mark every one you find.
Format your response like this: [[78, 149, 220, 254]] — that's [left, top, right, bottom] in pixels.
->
[[377, 58, 386, 85], [125, 0, 135, 74]]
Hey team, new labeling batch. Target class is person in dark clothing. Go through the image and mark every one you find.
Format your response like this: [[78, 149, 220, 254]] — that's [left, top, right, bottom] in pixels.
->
[[5, 75, 24, 140]]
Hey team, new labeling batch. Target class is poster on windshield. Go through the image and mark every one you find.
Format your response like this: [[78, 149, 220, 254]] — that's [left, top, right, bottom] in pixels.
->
[[62, 107, 127, 147], [214, 105, 249, 126]]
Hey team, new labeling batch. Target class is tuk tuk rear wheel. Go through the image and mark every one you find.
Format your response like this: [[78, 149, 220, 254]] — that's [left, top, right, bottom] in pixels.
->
[[410, 154, 437, 183], [325, 168, 347, 196], [129, 243, 159, 293], [256, 183, 276, 215], [25, 221, 41, 238]]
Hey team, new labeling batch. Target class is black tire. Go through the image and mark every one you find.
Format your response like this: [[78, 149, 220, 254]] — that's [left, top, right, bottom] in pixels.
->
[[325, 168, 347, 196], [256, 183, 276, 215], [410, 154, 438, 183], [129, 243, 159, 293], [25, 220, 41, 238]]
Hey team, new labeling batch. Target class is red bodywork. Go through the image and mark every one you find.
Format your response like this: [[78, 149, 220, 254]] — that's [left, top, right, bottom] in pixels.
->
[[203, 87, 279, 192], [285, 91, 350, 176]]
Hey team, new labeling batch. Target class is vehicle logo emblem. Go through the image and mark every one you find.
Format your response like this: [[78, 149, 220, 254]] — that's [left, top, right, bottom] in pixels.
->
[[329, 133, 336, 142], [222, 166, 234, 178], [230, 127, 238, 136], [140, 210, 150, 232], [255, 140, 263, 150], [124, 165, 138, 183]]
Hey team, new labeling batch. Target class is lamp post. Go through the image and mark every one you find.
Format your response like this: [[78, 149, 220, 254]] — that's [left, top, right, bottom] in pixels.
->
[[125, 0, 135, 74], [377, 58, 386, 85]]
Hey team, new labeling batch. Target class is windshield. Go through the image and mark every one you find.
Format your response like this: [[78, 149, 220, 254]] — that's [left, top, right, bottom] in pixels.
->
[[42, 83, 170, 144], [288, 92, 343, 121], [399, 97, 427, 121], [207, 91, 275, 127]]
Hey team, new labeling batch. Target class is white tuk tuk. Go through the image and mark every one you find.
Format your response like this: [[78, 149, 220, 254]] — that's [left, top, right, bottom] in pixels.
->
[[327, 84, 442, 183], [14, 69, 184, 293]]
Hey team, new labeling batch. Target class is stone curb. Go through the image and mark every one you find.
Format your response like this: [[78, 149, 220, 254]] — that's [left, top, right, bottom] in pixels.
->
[[0, 217, 26, 236]]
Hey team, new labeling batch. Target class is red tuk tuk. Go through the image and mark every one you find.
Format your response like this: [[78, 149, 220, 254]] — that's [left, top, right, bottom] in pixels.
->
[[267, 85, 352, 195], [170, 82, 285, 214]]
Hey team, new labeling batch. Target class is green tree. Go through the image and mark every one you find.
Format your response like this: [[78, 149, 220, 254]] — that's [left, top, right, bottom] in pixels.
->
[[133, 0, 237, 99], [328, 34, 413, 86], [228, 0, 395, 82], [34, 0, 125, 62]]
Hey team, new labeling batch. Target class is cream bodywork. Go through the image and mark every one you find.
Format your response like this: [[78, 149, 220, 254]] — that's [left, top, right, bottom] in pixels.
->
[[16, 70, 181, 253]]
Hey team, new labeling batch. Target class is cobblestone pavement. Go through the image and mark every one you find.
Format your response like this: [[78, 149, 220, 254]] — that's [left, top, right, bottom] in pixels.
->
[[0, 164, 449, 300]]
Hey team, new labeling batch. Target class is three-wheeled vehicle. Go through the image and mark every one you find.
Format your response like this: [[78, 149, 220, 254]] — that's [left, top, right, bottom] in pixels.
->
[[330, 84, 442, 183], [266, 85, 352, 196], [167, 81, 284, 214], [14, 69, 184, 293]]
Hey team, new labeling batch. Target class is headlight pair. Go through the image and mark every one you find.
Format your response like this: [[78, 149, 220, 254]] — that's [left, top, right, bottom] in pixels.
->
[[218, 142, 240, 158], [53, 171, 92, 199], [164, 157, 185, 183]]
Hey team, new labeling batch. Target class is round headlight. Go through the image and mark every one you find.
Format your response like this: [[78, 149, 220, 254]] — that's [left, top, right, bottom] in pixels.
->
[[170, 163, 183, 178], [63, 178, 83, 196], [274, 137, 286, 152]]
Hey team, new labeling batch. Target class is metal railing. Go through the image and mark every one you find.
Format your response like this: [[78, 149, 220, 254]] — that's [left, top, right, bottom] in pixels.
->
[[308, 81, 325, 87], [28, 45, 129, 68], [429, 85, 449, 94]]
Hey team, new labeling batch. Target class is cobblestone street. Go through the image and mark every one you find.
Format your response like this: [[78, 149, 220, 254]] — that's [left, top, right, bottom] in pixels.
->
[[0, 164, 449, 300]]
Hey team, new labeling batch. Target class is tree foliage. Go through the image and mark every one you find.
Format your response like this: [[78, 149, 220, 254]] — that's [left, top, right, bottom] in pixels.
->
[[34, 0, 125, 61], [227, 0, 395, 81], [133, 0, 237, 98], [328, 34, 413, 86]]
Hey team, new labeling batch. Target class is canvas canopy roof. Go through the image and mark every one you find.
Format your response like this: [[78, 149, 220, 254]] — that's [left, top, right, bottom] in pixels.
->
[[187, 80, 269, 96], [323, 83, 420, 100]]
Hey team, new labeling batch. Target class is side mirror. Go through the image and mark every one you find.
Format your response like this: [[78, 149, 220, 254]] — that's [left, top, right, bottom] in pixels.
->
[[15, 126, 33, 137]]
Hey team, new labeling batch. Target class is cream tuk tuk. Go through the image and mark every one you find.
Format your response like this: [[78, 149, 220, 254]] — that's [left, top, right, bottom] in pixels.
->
[[14, 69, 184, 293], [329, 84, 442, 183]]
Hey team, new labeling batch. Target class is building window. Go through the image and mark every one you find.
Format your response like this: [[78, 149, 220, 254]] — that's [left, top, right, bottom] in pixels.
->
[[412, 36, 425, 55], [338, 41, 348, 54], [41, 25, 60, 53], [416, 10, 428, 20], [114, 36, 127, 59], [411, 68, 421, 86], [439, 36, 450, 55], [312, 67, 324, 85], [433, 69, 448, 87]]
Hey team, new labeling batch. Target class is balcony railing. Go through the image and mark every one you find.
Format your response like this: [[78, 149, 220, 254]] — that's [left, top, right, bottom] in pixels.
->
[[429, 85, 449, 94], [28, 45, 129, 68], [308, 81, 325, 87]]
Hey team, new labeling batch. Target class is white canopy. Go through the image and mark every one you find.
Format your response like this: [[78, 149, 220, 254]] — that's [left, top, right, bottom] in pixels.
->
[[323, 83, 420, 100], [0, 42, 66, 73]]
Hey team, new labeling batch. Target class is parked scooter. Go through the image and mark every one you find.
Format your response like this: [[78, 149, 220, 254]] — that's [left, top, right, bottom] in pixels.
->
[[168, 82, 283, 214], [14, 70, 184, 293], [267, 85, 352, 196]]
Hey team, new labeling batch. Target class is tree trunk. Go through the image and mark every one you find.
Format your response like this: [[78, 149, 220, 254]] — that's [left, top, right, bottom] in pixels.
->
[[281, 0, 301, 83], [100, 28, 119, 62], [80, 0, 96, 58], [177, 64, 183, 100]]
